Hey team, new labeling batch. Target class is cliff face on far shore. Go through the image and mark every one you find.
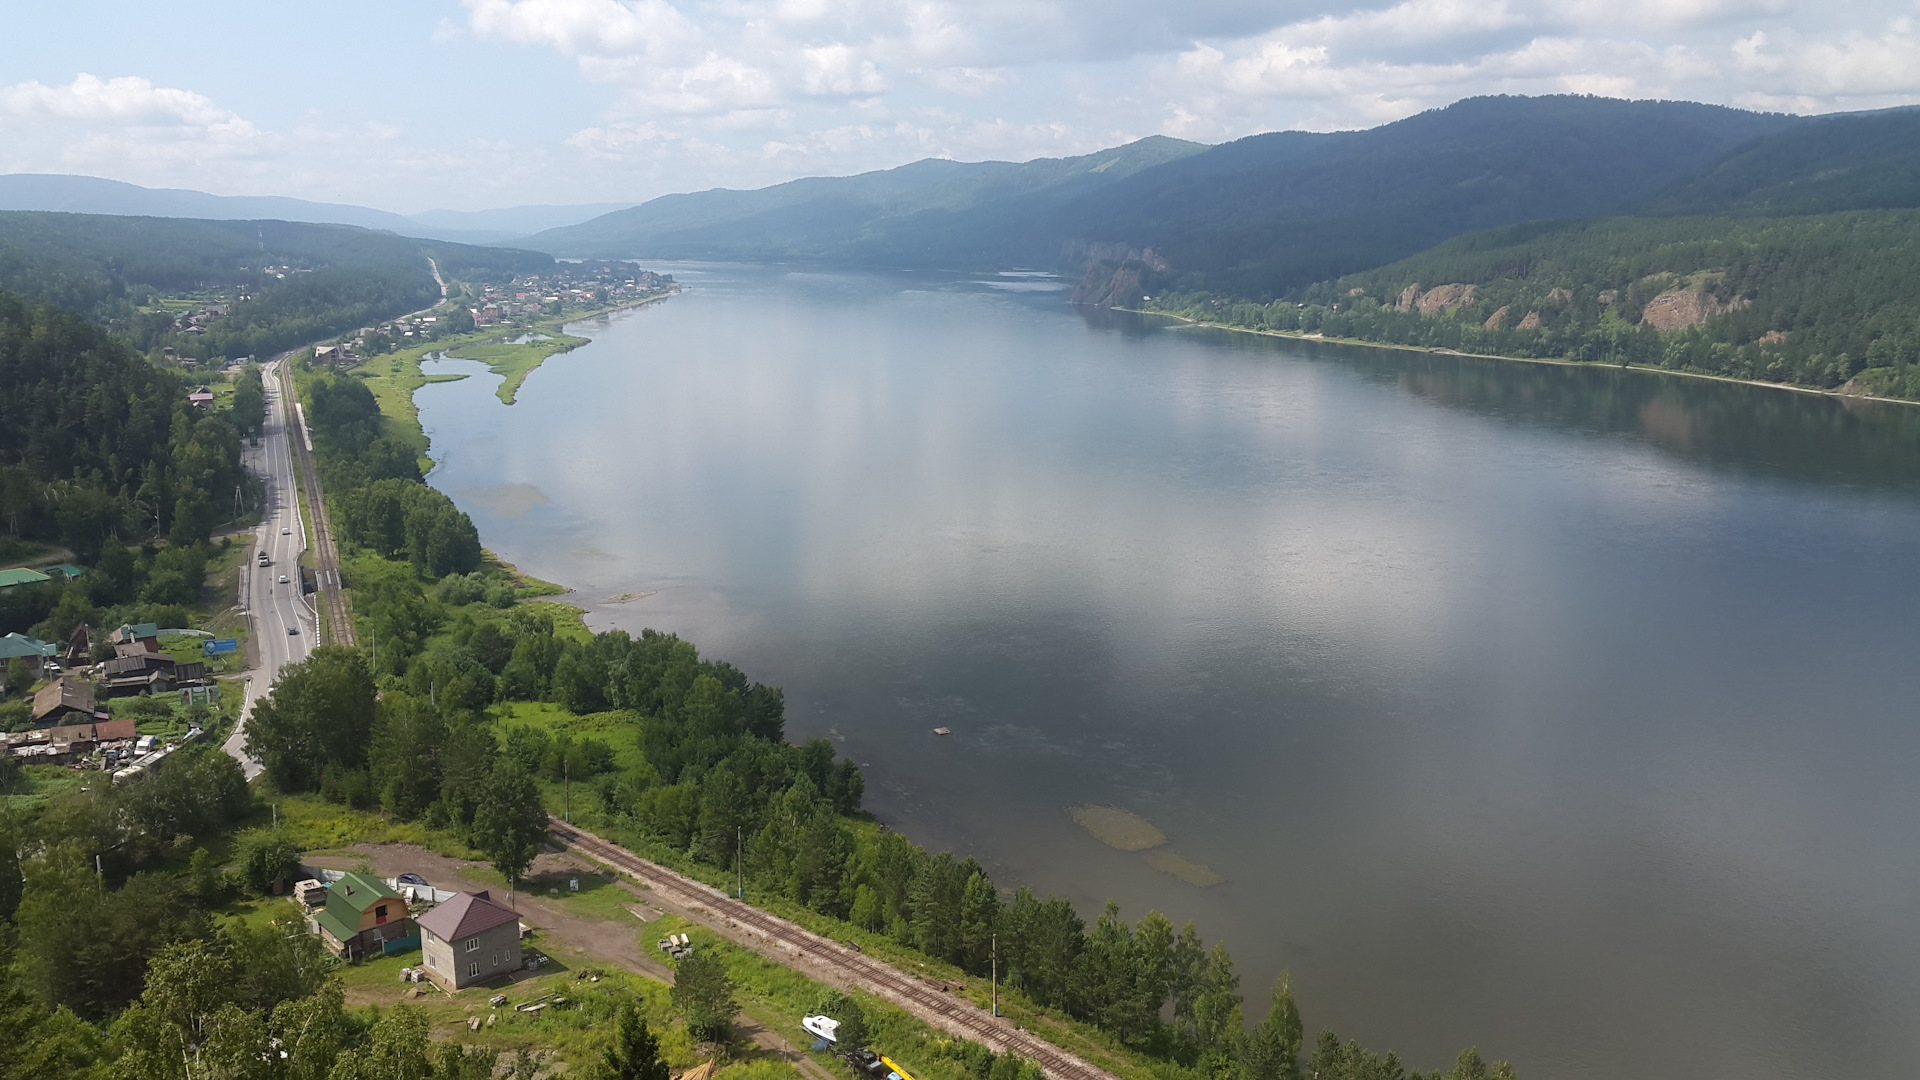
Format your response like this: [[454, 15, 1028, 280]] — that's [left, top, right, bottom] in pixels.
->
[[1070, 243, 1169, 307]]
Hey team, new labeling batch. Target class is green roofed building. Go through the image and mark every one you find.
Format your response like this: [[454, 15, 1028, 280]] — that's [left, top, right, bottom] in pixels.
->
[[311, 872, 414, 959], [0, 567, 51, 589], [0, 633, 56, 662]]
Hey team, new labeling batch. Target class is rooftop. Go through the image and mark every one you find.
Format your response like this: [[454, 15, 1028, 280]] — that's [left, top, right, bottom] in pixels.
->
[[328, 871, 401, 915], [416, 889, 519, 943], [32, 676, 94, 720], [0, 632, 55, 660]]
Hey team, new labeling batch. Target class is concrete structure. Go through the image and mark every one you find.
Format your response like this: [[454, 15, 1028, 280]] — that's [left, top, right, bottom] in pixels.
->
[[312, 871, 412, 959], [416, 890, 522, 991]]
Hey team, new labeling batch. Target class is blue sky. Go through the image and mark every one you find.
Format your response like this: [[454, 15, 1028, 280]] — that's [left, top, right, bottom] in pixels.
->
[[3, 0, 1916, 212]]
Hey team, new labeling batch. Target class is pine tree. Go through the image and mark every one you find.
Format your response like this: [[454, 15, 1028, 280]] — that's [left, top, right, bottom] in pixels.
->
[[598, 1003, 670, 1080], [1241, 973, 1303, 1080]]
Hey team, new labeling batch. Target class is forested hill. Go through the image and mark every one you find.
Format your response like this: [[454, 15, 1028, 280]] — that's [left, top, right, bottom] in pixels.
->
[[1120, 102, 1920, 398], [1639, 106, 1920, 217], [1051, 95, 1791, 295], [0, 290, 243, 573], [523, 135, 1206, 265], [526, 96, 1792, 288], [1142, 210, 1920, 396], [0, 211, 552, 360]]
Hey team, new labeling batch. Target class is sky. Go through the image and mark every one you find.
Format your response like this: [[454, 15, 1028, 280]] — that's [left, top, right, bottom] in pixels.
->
[[1, 0, 1916, 213]]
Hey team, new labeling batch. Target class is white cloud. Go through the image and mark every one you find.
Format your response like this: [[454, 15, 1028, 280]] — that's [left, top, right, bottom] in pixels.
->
[[0, 73, 254, 135], [6, 1, 1920, 210], [444, 0, 1920, 198], [463, 0, 700, 59], [0, 73, 267, 171]]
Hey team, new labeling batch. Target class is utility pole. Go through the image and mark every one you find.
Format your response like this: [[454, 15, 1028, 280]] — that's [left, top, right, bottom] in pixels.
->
[[564, 759, 571, 823], [736, 826, 744, 899], [991, 933, 998, 1018]]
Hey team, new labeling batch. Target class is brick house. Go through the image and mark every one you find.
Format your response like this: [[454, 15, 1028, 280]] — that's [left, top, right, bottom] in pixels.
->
[[416, 890, 522, 991]]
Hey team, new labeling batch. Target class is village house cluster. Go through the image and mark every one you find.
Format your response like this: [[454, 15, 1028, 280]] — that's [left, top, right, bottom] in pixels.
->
[[3, 616, 217, 780], [470, 262, 675, 327]]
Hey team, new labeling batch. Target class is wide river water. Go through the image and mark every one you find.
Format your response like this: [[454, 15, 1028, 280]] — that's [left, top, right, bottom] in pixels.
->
[[415, 264, 1920, 1080]]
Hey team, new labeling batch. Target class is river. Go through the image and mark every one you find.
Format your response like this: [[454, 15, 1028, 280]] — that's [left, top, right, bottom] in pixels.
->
[[414, 263, 1920, 1080]]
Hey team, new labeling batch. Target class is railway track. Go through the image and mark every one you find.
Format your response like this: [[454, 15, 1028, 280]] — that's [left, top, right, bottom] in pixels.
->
[[548, 817, 1119, 1080], [276, 361, 354, 647]]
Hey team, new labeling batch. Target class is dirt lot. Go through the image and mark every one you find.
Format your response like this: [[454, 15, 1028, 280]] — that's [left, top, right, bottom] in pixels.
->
[[307, 843, 834, 1080]]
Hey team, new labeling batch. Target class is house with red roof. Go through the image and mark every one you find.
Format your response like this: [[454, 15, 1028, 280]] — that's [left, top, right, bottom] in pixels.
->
[[416, 890, 523, 991]]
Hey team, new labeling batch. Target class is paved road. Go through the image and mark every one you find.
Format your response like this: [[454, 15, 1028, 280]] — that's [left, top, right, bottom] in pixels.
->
[[222, 356, 315, 779], [221, 262, 450, 777], [549, 819, 1122, 1080]]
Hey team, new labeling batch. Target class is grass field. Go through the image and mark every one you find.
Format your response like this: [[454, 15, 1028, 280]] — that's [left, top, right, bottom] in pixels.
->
[[439, 335, 591, 405], [271, 790, 475, 857]]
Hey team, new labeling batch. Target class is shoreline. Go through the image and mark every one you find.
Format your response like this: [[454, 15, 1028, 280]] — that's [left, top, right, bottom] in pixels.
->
[[348, 288, 683, 627], [441, 288, 682, 406], [353, 287, 681, 471], [1126, 307, 1920, 409]]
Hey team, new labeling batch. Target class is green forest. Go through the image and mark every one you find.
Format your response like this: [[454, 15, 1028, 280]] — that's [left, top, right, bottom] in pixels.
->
[[0, 212, 551, 362], [1141, 210, 1920, 398], [0, 289, 253, 648]]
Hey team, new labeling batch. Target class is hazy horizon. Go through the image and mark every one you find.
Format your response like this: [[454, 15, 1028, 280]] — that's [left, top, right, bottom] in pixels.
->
[[3, 0, 1916, 214]]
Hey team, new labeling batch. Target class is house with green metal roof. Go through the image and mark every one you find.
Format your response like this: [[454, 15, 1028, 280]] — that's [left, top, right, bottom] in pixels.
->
[[310, 871, 414, 959], [0, 632, 56, 661], [0, 567, 51, 589], [109, 623, 161, 655]]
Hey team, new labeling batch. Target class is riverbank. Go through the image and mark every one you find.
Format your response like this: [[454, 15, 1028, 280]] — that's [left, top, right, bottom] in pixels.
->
[[351, 289, 679, 470], [449, 289, 681, 406], [1129, 307, 1920, 409]]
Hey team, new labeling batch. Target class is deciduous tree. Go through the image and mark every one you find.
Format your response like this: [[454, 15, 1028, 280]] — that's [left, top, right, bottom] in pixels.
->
[[471, 758, 547, 901]]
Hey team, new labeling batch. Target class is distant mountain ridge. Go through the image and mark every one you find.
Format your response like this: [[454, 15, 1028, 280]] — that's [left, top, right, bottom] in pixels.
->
[[525, 95, 1814, 294], [1640, 106, 1920, 216], [526, 135, 1208, 266], [0, 174, 627, 245]]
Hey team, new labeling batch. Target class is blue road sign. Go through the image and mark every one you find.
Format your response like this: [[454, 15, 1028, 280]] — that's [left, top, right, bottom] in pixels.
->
[[204, 638, 239, 655]]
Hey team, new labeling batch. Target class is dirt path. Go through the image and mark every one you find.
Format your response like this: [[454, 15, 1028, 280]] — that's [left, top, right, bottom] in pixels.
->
[[310, 844, 836, 1080]]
